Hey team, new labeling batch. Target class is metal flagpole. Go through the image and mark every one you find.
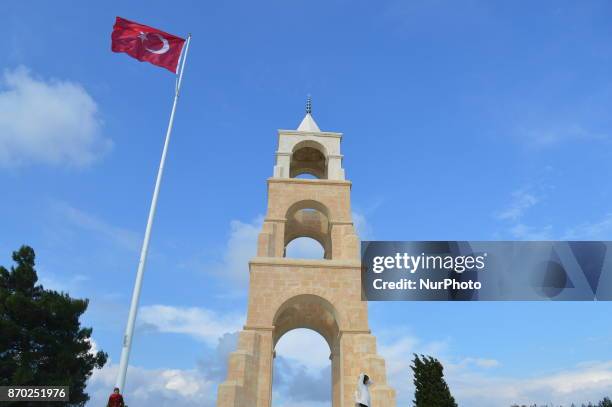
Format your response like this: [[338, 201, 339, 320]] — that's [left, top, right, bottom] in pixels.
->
[[115, 33, 192, 392]]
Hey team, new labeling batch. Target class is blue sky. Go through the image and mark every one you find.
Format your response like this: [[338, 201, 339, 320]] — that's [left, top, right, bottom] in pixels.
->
[[2, 1, 612, 406]]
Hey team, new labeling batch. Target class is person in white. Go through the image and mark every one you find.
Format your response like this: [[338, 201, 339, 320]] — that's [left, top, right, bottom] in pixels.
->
[[355, 372, 372, 407]]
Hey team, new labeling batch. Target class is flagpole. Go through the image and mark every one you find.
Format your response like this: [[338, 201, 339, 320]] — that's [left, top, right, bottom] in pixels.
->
[[115, 33, 192, 393]]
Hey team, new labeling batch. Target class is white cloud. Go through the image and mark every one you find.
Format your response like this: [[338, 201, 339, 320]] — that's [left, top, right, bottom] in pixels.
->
[[87, 337, 99, 356], [138, 305, 244, 346], [497, 184, 612, 239], [378, 334, 419, 377], [275, 328, 330, 373], [448, 360, 612, 406], [197, 332, 239, 381], [0, 66, 111, 167], [497, 190, 539, 221], [378, 333, 612, 407], [212, 217, 263, 285], [271, 398, 329, 407], [460, 357, 500, 369], [285, 237, 325, 259], [509, 223, 553, 240], [87, 361, 217, 407], [85, 327, 238, 406], [87, 328, 612, 407], [504, 213, 612, 241], [55, 202, 140, 251], [496, 187, 556, 240], [273, 329, 332, 405], [37, 269, 89, 293], [86, 329, 334, 407], [564, 213, 612, 240], [531, 361, 612, 396], [523, 124, 607, 148], [352, 211, 373, 240]]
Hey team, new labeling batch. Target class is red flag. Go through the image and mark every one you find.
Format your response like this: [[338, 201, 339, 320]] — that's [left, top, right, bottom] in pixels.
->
[[111, 17, 186, 73]]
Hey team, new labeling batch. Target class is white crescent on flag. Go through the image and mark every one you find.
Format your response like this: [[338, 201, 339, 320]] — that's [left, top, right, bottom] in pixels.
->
[[138, 31, 170, 54]]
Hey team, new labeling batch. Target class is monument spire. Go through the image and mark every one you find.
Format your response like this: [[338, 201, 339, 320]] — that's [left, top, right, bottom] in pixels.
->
[[297, 94, 321, 132]]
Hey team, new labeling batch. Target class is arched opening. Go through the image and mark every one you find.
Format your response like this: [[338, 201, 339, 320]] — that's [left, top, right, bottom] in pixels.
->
[[290, 140, 328, 179], [272, 329, 331, 407], [284, 200, 332, 259], [294, 173, 319, 180], [285, 237, 325, 259], [272, 294, 340, 407]]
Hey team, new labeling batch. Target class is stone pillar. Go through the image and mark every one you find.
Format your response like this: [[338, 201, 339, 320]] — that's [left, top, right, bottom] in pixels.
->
[[328, 154, 345, 180], [273, 152, 290, 178], [338, 332, 397, 407]]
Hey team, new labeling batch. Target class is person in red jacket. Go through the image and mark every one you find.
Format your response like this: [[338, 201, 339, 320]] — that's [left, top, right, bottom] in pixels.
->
[[107, 387, 125, 407]]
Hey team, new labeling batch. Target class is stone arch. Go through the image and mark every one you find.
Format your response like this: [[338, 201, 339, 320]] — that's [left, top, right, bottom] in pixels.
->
[[272, 294, 342, 406], [286, 199, 331, 219], [290, 140, 328, 179], [272, 293, 341, 349], [284, 200, 332, 259]]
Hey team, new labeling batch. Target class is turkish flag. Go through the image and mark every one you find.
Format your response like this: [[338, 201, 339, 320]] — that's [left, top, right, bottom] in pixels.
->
[[111, 17, 186, 73]]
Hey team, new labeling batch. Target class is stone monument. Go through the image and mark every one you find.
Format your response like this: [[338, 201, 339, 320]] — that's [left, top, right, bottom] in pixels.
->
[[216, 98, 396, 407]]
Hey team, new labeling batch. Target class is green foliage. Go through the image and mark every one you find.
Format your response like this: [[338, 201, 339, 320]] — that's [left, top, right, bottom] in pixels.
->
[[411, 353, 458, 407], [0, 246, 107, 406], [598, 397, 612, 407]]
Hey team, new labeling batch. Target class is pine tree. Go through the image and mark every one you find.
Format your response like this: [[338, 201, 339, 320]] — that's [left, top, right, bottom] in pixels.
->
[[599, 397, 612, 407], [0, 246, 107, 406], [411, 354, 458, 407]]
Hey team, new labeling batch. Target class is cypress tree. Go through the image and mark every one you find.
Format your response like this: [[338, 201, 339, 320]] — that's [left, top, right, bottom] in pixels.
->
[[411, 354, 458, 407]]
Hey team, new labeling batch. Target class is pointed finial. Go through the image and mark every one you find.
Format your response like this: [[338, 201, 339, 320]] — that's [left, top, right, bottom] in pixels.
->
[[306, 94, 312, 115]]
